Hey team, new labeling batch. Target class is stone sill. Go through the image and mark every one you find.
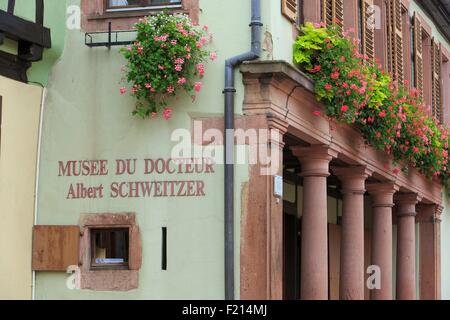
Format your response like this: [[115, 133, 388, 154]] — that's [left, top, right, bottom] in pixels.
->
[[87, 9, 189, 21]]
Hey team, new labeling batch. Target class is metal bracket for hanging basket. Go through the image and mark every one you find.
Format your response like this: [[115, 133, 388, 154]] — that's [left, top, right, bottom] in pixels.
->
[[85, 22, 136, 49]]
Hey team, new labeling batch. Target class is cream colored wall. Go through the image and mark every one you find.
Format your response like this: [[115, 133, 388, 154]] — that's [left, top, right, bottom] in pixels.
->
[[0, 76, 43, 300]]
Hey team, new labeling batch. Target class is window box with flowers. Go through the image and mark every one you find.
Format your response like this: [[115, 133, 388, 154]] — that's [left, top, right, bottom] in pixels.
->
[[293, 22, 450, 195], [119, 12, 217, 119]]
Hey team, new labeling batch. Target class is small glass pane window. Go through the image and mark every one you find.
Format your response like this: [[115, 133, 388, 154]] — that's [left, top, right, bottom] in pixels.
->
[[90, 228, 129, 269]]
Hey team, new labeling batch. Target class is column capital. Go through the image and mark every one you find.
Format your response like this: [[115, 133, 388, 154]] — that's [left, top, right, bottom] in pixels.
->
[[291, 145, 338, 178], [435, 205, 444, 223], [395, 193, 422, 217], [267, 115, 289, 149], [332, 166, 373, 195], [267, 114, 289, 134], [367, 182, 399, 208], [395, 193, 422, 205], [417, 203, 443, 223]]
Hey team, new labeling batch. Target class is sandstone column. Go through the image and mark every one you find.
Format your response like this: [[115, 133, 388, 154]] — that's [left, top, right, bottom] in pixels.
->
[[417, 204, 443, 300], [367, 183, 399, 300], [291, 145, 337, 300], [395, 193, 421, 300], [332, 166, 371, 300]]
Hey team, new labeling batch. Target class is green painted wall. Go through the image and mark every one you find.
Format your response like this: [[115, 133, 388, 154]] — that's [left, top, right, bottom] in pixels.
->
[[0, 0, 67, 84], [35, 0, 254, 299]]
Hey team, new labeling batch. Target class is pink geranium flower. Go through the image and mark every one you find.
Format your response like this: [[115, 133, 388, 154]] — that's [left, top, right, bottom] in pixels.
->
[[163, 108, 173, 120], [194, 82, 202, 92], [120, 87, 127, 95], [330, 72, 340, 79]]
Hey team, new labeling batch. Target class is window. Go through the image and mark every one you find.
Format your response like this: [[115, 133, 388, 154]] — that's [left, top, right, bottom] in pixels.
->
[[107, 0, 182, 11], [90, 228, 130, 270]]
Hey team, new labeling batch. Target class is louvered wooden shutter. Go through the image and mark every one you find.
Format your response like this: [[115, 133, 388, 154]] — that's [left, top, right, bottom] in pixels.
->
[[387, 0, 404, 82], [361, 0, 375, 61], [431, 39, 442, 121], [413, 13, 424, 101], [322, 0, 344, 29], [282, 0, 298, 23]]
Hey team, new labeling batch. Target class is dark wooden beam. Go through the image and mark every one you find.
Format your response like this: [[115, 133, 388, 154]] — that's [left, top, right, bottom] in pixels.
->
[[18, 41, 44, 62], [35, 0, 44, 26], [0, 50, 31, 82], [7, 0, 15, 14], [0, 10, 51, 48], [0, 32, 4, 45]]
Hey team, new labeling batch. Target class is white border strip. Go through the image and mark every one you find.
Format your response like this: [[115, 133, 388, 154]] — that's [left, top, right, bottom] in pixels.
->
[[32, 87, 46, 301]]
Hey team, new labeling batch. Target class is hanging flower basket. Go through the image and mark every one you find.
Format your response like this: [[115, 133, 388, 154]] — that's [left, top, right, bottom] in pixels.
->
[[120, 12, 217, 120]]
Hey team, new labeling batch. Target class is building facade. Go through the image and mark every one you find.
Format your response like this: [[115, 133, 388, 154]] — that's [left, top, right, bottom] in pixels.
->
[[1, 0, 450, 300]]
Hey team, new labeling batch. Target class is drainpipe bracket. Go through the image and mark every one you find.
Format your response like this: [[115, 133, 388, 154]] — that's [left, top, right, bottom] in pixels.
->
[[223, 87, 237, 93]]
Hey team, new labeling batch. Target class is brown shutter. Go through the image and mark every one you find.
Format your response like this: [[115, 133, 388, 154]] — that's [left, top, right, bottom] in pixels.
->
[[387, 0, 404, 82], [361, 0, 375, 61], [414, 13, 424, 101], [32, 225, 80, 271], [282, 0, 298, 23], [322, 0, 344, 28], [431, 39, 442, 121]]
